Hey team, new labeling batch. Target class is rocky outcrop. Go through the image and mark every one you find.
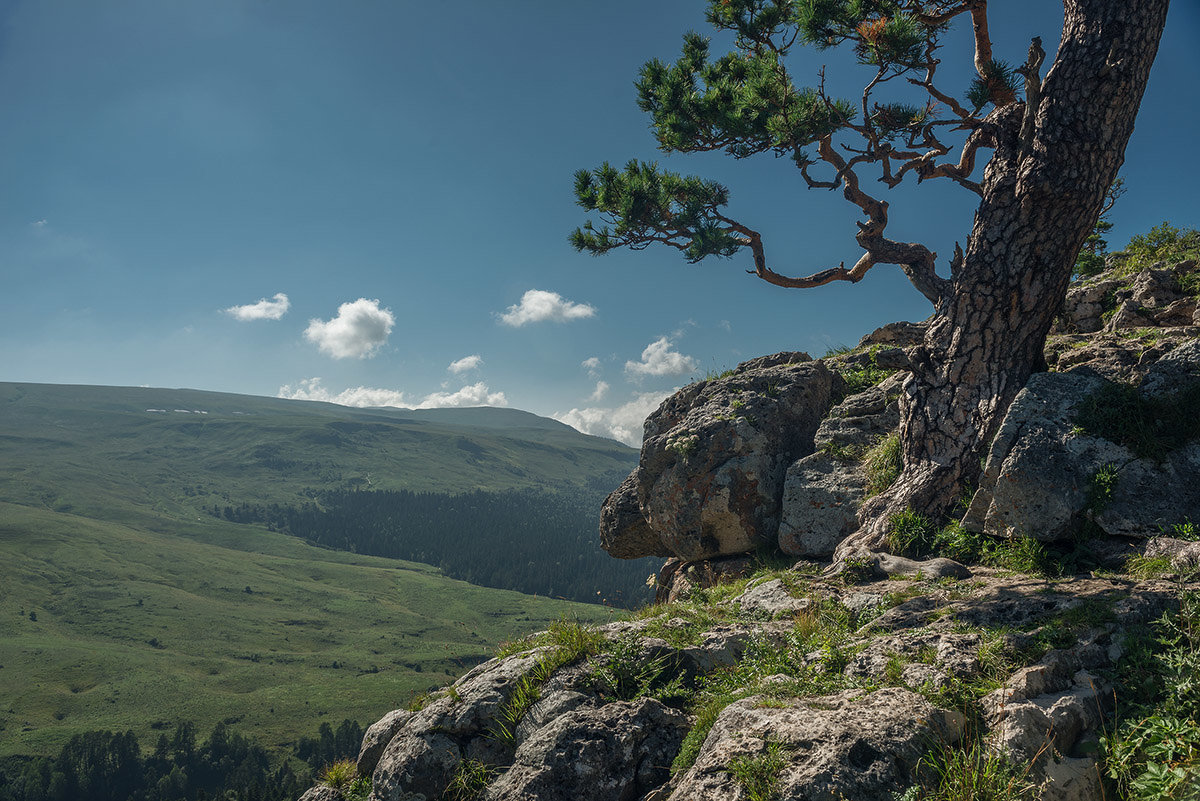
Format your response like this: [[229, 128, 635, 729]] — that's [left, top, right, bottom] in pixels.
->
[[778, 377, 902, 558], [1055, 260, 1199, 334], [602, 352, 839, 562], [294, 569, 1181, 801], [484, 699, 688, 801], [665, 689, 964, 801], [966, 338, 1200, 542]]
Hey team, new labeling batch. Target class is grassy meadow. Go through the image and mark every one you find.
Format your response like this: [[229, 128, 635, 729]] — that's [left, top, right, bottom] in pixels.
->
[[0, 383, 630, 757]]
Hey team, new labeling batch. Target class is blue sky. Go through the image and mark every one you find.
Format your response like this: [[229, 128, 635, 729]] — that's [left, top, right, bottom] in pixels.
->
[[2, 1, 1197, 445]]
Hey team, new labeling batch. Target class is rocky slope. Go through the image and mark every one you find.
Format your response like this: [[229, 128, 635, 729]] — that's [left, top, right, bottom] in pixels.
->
[[297, 258, 1200, 801]]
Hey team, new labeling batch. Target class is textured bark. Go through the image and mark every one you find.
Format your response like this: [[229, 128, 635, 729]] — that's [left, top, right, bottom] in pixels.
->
[[840, 0, 1171, 555]]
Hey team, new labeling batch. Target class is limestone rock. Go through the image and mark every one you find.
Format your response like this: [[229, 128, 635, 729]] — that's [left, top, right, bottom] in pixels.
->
[[654, 555, 755, 603], [356, 709, 411, 777], [778, 380, 901, 558], [668, 689, 963, 801], [637, 355, 837, 561], [1092, 443, 1200, 538], [736, 577, 812, 618], [1057, 277, 1123, 334], [599, 469, 668, 559], [370, 651, 551, 801], [964, 372, 1130, 541], [1145, 535, 1200, 570], [297, 787, 343, 801], [484, 698, 688, 801], [1140, 338, 1200, 398], [856, 320, 927, 349]]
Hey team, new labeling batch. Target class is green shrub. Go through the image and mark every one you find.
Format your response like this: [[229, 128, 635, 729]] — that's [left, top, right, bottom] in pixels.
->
[[887, 510, 937, 556], [1119, 222, 1200, 275], [1103, 591, 1200, 799], [591, 635, 678, 702], [319, 759, 358, 790]]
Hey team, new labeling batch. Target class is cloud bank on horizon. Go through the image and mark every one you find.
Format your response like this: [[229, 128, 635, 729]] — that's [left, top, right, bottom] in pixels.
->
[[304, 298, 395, 359], [553, 390, 672, 447], [278, 377, 508, 410], [224, 292, 290, 321]]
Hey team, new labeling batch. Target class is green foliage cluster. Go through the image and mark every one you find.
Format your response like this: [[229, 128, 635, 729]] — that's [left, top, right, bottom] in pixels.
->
[[965, 60, 1022, 112], [217, 486, 654, 607], [1074, 179, 1125, 278], [569, 0, 1002, 265], [1075, 380, 1200, 462], [1103, 591, 1200, 799], [591, 637, 684, 703], [885, 514, 1055, 576], [824, 344, 898, 394], [0, 718, 345, 801], [1119, 222, 1200, 277]]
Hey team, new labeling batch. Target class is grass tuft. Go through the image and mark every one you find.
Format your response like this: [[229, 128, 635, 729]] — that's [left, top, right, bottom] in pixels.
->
[[864, 433, 903, 497]]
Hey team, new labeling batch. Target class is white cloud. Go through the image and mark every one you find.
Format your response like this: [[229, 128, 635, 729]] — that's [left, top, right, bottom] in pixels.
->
[[582, 356, 602, 378], [718, 319, 732, 332], [304, 298, 394, 359], [448, 354, 483, 374], [625, 336, 697, 378], [589, 380, 610, 402], [416, 382, 508, 408], [278, 377, 409, 407], [498, 289, 596, 327], [224, 292, 291, 321], [554, 390, 673, 447]]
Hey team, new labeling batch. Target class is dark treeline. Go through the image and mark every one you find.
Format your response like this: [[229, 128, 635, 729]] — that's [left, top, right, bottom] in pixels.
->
[[0, 719, 361, 801], [214, 487, 656, 606]]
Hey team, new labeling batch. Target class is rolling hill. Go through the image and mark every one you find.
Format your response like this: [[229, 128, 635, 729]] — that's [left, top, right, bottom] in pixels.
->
[[0, 382, 647, 758]]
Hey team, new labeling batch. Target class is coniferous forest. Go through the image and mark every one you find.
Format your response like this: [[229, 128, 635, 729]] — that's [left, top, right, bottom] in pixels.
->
[[214, 486, 658, 607], [0, 719, 362, 801]]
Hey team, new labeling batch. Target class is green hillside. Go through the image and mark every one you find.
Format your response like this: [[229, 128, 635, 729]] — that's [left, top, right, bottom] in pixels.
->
[[0, 502, 612, 758], [0, 382, 637, 519], [0, 382, 640, 758]]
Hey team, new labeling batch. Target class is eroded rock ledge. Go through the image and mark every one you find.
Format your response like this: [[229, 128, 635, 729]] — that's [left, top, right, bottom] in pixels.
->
[[299, 568, 1183, 801]]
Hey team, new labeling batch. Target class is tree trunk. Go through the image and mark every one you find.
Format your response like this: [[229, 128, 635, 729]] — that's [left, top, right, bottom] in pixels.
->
[[839, 0, 1171, 556]]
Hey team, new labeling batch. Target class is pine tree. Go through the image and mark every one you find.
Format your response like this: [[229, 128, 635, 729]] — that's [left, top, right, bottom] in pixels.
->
[[571, 0, 1171, 555]]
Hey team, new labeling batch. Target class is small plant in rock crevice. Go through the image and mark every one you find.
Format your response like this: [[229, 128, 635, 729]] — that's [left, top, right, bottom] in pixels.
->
[[727, 739, 787, 801], [863, 432, 903, 497], [444, 759, 499, 801]]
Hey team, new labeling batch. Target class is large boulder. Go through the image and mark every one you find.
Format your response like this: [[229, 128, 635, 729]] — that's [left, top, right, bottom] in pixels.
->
[[667, 689, 964, 801], [370, 651, 552, 801], [964, 371, 1132, 541], [615, 353, 837, 562], [598, 470, 669, 559], [778, 378, 901, 558], [966, 339, 1200, 541], [484, 698, 688, 801]]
